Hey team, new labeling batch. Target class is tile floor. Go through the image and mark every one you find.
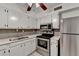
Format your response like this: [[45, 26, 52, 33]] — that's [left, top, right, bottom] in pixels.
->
[[30, 51, 42, 56]]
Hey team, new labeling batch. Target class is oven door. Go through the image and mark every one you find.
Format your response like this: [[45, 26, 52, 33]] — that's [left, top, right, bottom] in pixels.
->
[[37, 38, 49, 51]]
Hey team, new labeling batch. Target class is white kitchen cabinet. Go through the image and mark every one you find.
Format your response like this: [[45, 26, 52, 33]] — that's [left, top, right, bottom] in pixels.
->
[[0, 50, 4, 56], [40, 14, 52, 25], [0, 49, 9, 56], [51, 43, 58, 56], [50, 36, 59, 56], [0, 37, 37, 56], [8, 9, 21, 29], [0, 45, 10, 56], [0, 5, 37, 29], [0, 7, 2, 28], [24, 39, 36, 56], [0, 6, 20, 29], [31, 38, 37, 51], [10, 43, 24, 56], [0, 6, 8, 28], [3, 49, 10, 56], [24, 40, 32, 55], [52, 11, 59, 29], [20, 14, 29, 29]]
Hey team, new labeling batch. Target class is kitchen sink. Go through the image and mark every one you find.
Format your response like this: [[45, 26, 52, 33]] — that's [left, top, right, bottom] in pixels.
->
[[9, 36, 29, 41]]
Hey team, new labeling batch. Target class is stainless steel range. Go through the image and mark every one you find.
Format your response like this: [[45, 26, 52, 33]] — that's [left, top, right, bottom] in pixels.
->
[[36, 24, 54, 56], [37, 34, 54, 56]]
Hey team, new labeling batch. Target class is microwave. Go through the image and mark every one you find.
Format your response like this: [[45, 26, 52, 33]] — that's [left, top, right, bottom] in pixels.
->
[[40, 24, 52, 29]]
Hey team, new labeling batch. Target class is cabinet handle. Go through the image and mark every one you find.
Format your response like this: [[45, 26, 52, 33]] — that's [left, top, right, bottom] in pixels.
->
[[4, 51, 6, 53], [8, 50, 10, 53], [7, 10, 8, 13], [6, 25, 8, 27], [4, 9, 6, 12]]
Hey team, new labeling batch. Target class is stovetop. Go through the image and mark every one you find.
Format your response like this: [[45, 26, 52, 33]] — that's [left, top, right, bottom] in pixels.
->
[[37, 34, 54, 39]]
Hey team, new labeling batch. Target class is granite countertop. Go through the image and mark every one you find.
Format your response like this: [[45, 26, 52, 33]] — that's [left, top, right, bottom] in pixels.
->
[[0, 33, 41, 46], [51, 36, 60, 40]]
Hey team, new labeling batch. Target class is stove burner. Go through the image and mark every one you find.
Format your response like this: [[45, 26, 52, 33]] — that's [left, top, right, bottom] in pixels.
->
[[37, 34, 54, 39]]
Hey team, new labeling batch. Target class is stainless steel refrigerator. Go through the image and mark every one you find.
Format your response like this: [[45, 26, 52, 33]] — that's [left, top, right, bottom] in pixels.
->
[[60, 16, 79, 56]]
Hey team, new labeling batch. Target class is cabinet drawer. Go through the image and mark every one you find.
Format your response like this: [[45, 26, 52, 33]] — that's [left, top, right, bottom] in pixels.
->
[[0, 45, 9, 51]]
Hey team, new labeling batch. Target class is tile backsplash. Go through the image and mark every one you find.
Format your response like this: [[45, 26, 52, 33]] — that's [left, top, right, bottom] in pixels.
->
[[0, 29, 38, 39], [54, 29, 60, 36]]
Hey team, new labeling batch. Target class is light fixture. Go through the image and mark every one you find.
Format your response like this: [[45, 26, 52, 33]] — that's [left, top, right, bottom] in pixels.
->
[[36, 3, 40, 8], [10, 16, 18, 21], [28, 3, 32, 7], [28, 3, 39, 8]]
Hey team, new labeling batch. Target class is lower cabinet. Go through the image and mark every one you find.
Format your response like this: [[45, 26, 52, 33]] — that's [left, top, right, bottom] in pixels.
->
[[0, 45, 10, 56], [0, 50, 8, 56], [24, 38, 36, 56], [0, 38, 37, 56], [51, 43, 58, 56], [10, 44, 24, 56], [50, 38, 58, 56]]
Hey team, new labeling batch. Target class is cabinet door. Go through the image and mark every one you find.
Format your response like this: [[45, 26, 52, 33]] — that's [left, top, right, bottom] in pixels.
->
[[1, 6, 8, 28], [3, 49, 10, 56], [0, 49, 10, 56], [24, 39, 36, 56], [20, 14, 27, 29], [0, 50, 4, 56], [10, 44, 23, 56], [51, 43, 58, 56], [31, 39, 37, 51], [24, 40, 32, 55], [0, 7, 2, 28], [8, 9, 21, 29], [52, 12, 59, 29]]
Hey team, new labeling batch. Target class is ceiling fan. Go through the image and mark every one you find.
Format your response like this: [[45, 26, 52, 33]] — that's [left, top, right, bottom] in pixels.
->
[[27, 3, 47, 11]]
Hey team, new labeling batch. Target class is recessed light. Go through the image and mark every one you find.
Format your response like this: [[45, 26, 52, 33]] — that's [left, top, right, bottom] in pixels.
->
[[10, 16, 18, 21]]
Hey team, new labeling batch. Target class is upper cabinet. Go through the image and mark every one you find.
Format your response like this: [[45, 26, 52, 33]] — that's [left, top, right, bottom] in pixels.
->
[[8, 9, 22, 29], [0, 6, 8, 28], [0, 5, 37, 29], [52, 11, 59, 29], [40, 14, 52, 24]]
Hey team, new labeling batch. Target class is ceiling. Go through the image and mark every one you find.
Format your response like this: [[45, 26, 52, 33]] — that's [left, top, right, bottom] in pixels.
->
[[16, 3, 61, 18]]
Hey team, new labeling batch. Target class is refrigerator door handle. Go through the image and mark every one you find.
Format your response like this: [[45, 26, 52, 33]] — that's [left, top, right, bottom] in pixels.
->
[[62, 33, 79, 35], [60, 34, 63, 47]]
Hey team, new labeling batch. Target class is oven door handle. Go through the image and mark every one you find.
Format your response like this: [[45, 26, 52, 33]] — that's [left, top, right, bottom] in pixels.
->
[[37, 38, 49, 41]]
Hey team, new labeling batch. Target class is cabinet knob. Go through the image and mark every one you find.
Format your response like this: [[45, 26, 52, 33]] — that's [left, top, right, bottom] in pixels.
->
[[4, 51, 6, 53], [8, 50, 10, 53], [4, 9, 6, 12], [4, 24, 8, 27], [7, 10, 8, 13]]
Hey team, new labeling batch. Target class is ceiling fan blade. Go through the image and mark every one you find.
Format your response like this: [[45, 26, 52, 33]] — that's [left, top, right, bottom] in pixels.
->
[[27, 3, 33, 11], [39, 3, 47, 10], [27, 6, 31, 11]]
